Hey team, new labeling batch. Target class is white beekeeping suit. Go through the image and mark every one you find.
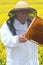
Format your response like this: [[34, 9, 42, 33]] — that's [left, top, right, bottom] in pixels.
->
[[1, 20, 39, 65]]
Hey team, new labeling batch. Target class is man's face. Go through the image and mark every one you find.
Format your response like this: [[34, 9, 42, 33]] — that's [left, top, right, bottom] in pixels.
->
[[15, 11, 28, 24]]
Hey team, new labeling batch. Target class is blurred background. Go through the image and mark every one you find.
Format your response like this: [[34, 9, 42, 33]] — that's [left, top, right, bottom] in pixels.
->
[[0, 0, 43, 65]]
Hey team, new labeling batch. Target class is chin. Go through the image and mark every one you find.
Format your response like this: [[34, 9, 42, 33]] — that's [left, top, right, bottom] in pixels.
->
[[21, 21, 26, 24]]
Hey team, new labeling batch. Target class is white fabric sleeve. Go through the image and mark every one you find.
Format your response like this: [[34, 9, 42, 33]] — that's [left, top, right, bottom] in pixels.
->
[[1, 23, 20, 48]]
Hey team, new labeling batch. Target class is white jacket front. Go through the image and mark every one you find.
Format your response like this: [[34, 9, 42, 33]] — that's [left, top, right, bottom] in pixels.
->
[[1, 19, 39, 65]]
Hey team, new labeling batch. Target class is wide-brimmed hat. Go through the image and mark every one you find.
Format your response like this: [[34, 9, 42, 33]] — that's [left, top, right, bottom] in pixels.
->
[[8, 1, 37, 17]]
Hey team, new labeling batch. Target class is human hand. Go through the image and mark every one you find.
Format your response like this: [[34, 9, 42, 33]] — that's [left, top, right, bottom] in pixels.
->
[[19, 35, 27, 43]]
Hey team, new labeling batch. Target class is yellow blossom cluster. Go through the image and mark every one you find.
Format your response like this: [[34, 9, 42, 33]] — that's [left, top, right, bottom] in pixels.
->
[[0, 42, 6, 65]]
